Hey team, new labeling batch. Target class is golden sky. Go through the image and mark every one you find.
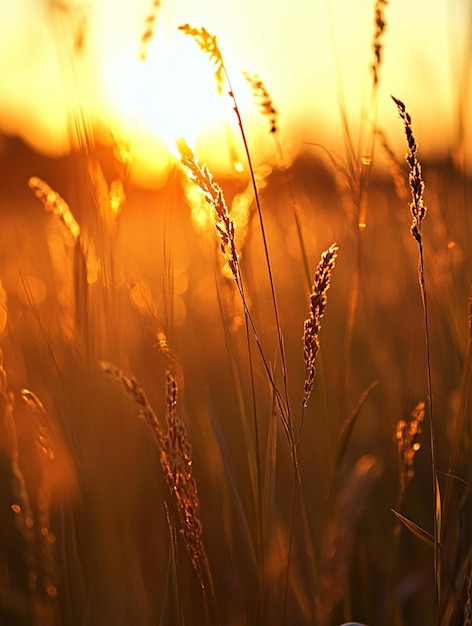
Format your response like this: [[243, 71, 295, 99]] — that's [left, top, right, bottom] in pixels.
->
[[0, 0, 470, 183]]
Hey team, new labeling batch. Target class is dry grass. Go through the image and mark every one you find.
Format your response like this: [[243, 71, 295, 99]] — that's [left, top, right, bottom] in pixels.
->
[[392, 95, 439, 613], [177, 139, 241, 291], [0, 3, 471, 626], [303, 243, 338, 410], [396, 400, 425, 507]]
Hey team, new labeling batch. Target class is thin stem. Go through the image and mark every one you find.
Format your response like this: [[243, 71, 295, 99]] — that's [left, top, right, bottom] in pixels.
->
[[281, 473, 299, 625], [272, 133, 312, 290], [417, 241, 439, 609], [392, 95, 439, 615], [242, 300, 265, 622], [225, 71, 292, 431]]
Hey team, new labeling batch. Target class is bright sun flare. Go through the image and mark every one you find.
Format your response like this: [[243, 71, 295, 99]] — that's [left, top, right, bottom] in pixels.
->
[[96, 28, 252, 185], [1, 0, 469, 182]]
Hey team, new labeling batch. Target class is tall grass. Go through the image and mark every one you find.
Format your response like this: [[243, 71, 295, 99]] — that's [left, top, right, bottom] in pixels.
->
[[0, 2, 471, 626], [391, 95, 439, 619]]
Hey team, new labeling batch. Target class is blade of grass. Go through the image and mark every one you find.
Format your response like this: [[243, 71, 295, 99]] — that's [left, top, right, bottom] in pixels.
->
[[391, 510, 437, 548], [333, 380, 379, 472]]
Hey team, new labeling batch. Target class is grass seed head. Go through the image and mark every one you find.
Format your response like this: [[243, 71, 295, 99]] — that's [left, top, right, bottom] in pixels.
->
[[372, 0, 389, 86], [101, 361, 209, 585], [100, 360, 164, 447], [391, 96, 427, 243], [244, 72, 279, 134], [303, 243, 338, 407], [161, 369, 207, 582], [28, 177, 80, 242], [177, 139, 242, 289], [396, 400, 425, 496], [178, 24, 225, 94], [139, 0, 161, 60]]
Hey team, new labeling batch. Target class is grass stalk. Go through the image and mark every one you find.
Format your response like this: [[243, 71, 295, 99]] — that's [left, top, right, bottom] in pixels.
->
[[243, 72, 312, 290], [177, 140, 295, 463], [100, 361, 218, 623], [178, 25, 295, 457], [214, 272, 265, 620], [392, 95, 439, 615], [327, 0, 389, 409]]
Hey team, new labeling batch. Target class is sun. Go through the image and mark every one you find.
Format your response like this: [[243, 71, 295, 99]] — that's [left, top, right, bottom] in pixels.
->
[[96, 27, 245, 186]]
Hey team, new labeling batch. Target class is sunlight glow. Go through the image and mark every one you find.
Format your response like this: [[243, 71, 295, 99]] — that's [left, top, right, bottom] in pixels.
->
[[101, 36, 226, 159], [0, 0, 470, 179], [92, 22, 264, 185]]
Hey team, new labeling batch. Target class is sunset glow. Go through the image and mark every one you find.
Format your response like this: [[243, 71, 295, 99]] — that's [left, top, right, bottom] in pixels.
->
[[2, 2, 472, 624], [0, 0, 470, 181]]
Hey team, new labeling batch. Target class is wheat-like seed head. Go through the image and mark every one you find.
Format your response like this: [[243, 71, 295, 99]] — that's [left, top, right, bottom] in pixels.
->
[[100, 361, 164, 448], [303, 244, 338, 407], [101, 361, 209, 585], [396, 400, 425, 496], [372, 0, 388, 86], [177, 139, 242, 289], [391, 97, 427, 243], [161, 369, 207, 582], [28, 177, 80, 242], [139, 0, 160, 60], [244, 72, 278, 134], [178, 24, 225, 94]]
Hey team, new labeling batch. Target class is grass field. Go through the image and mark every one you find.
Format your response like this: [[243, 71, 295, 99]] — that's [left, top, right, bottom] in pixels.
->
[[0, 2, 471, 625]]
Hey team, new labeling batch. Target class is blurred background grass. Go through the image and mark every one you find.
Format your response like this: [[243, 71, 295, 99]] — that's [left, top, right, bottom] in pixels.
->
[[0, 132, 470, 624]]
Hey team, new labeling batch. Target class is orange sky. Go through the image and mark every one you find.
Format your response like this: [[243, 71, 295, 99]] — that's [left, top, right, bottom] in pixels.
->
[[0, 0, 470, 183]]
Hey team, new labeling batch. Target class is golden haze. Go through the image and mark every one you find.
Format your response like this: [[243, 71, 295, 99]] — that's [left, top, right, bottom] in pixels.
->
[[0, 0, 470, 183]]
